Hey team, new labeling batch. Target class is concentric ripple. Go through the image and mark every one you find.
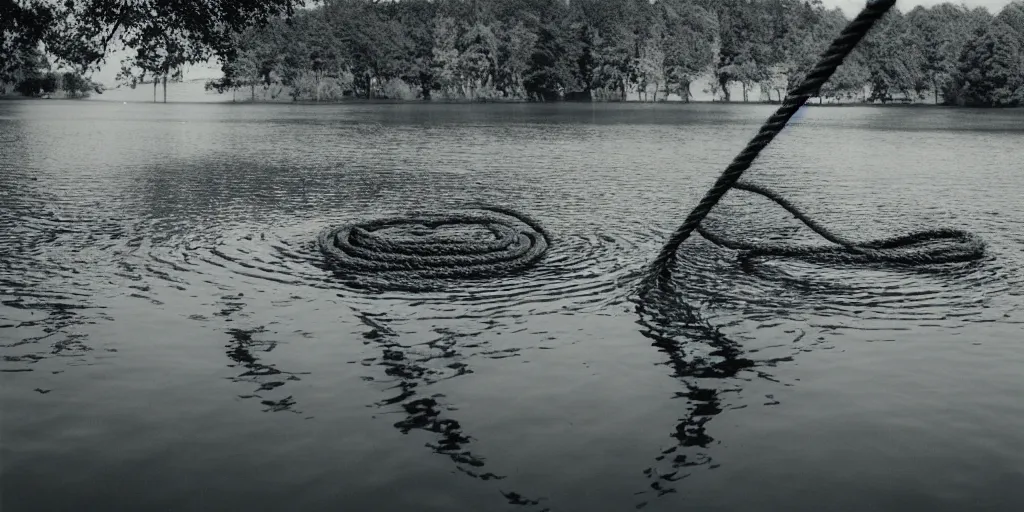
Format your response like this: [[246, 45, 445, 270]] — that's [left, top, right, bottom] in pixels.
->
[[4, 100, 1024, 512], [134, 216, 645, 321], [317, 205, 549, 288]]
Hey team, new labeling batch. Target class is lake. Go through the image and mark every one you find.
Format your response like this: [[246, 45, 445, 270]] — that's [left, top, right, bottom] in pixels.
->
[[2, 100, 1022, 512]]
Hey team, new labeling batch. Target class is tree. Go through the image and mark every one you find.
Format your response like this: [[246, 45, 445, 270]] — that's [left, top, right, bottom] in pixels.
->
[[431, 16, 463, 98], [819, 47, 870, 102], [208, 29, 283, 101], [956, 20, 1024, 107], [459, 22, 500, 99], [2, 45, 49, 94], [395, 0, 438, 99], [699, 0, 777, 102], [635, 29, 666, 101], [116, 32, 192, 103], [659, 0, 719, 102], [907, 3, 992, 104], [1, 1, 56, 84], [774, 3, 844, 101], [494, 20, 537, 99], [522, 0, 574, 101], [861, 8, 926, 102], [4, 0, 304, 96], [590, 0, 643, 100], [997, 1, 1024, 49]]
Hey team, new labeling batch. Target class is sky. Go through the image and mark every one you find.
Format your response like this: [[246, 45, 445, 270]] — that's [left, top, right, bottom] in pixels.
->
[[89, 0, 1018, 87], [824, 0, 1014, 17]]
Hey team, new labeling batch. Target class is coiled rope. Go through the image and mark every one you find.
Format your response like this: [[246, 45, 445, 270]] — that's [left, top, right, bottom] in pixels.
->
[[639, 0, 985, 293], [318, 204, 549, 281]]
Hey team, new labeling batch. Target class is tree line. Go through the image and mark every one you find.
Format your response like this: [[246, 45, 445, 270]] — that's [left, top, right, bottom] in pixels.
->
[[2, 0, 1022, 106], [205, 0, 1023, 106]]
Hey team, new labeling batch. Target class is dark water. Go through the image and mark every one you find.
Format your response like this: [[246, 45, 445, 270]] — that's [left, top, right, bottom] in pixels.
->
[[2, 100, 1022, 511]]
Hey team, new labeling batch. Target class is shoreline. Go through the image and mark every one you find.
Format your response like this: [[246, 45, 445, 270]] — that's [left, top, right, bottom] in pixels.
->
[[3, 93, 1021, 109]]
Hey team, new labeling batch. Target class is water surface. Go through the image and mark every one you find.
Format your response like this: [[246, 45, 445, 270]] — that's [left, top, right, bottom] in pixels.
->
[[2, 101, 1023, 511]]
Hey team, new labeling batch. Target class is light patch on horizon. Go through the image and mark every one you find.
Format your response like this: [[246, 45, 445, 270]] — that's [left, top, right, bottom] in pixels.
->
[[92, 48, 223, 88], [822, 0, 1014, 16]]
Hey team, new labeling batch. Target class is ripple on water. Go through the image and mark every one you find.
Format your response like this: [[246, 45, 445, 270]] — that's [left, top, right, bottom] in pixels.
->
[[132, 213, 647, 323], [0, 206, 134, 370], [665, 179, 1022, 328], [4, 102, 1023, 512]]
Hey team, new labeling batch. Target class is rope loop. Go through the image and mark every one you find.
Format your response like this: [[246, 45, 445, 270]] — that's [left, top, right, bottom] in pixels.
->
[[640, 0, 984, 293]]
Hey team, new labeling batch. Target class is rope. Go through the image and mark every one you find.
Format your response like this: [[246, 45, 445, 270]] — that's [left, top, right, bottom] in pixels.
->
[[320, 1, 985, 290], [638, 0, 984, 292], [318, 204, 550, 282], [698, 181, 986, 266]]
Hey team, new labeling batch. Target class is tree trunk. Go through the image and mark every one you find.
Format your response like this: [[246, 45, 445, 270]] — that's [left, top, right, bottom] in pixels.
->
[[718, 76, 730, 102], [153, 79, 157, 102], [421, 76, 431, 100], [162, 76, 167, 103], [251, 83, 255, 101]]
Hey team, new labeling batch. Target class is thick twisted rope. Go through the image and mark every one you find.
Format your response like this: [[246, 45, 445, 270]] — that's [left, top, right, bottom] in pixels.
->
[[698, 181, 986, 265], [318, 204, 550, 281], [640, 0, 983, 292]]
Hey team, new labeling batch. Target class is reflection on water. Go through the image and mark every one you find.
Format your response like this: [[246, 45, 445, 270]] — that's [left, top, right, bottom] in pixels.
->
[[225, 325, 308, 414], [2, 100, 1023, 511], [631, 283, 773, 506], [354, 309, 550, 509]]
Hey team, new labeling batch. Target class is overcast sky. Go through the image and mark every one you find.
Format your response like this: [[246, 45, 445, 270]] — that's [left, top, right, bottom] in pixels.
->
[[824, 0, 1014, 16], [91, 0, 1018, 87]]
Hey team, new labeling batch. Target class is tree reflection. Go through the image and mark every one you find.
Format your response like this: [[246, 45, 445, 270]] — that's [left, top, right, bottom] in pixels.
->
[[224, 326, 308, 414], [354, 310, 550, 509]]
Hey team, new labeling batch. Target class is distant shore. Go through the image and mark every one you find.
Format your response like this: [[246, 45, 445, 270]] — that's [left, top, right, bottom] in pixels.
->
[[3, 91, 1020, 109]]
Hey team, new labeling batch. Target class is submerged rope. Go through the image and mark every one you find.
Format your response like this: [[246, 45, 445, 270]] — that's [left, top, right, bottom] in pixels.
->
[[641, 0, 982, 291], [318, 205, 549, 281]]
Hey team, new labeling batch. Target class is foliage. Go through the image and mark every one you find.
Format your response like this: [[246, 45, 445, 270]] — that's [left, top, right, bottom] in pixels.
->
[[2, 42, 98, 98], [907, 3, 992, 104], [1, 1, 54, 83], [955, 20, 1024, 107], [3, 0, 1022, 106], [860, 8, 927, 103], [997, 1, 1024, 48], [2, 0, 304, 89]]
